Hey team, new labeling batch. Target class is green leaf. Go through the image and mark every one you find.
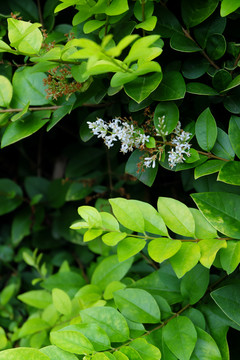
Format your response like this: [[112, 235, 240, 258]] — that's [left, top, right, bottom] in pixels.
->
[[221, 0, 240, 16], [220, 240, 240, 274], [83, 20, 105, 34], [170, 243, 201, 278], [229, 115, 240, 158], [114, 288, 160, 323], [80, 306, 129, 342], [163, 316, 197, 360], [78, 206, 102, 228], [124, 72, 162, 103], [148, 238, 182, 263], [91, 254, 133, 290], [125, 149, 158, 187], [103, 281, 126, 300], [0, 348, 50, 360], [135, 16, 157, 31], [186, 82, 218, 95], [128, 200, 168, 236], [1, 110, 50, 148], [182, 57, 209, 79], [50, 327, 94, 355], [134, 0, 154, 21], [84, 229, 103, 242], [184, 148, 200, 163], [41, 271, 85, 297], [102, 232, 127, 246], [130, 338, 161, 360], [181, 0, 219, 28], [157, 197, 195, 237], [0, 283, 15, 306], [191, 192, 240, 238], [40, 345, 79, 360], [155, 6, 182, 38], [153, 101, 179, 134], [222, 74, 240, 92], [206, 34, 226, 60], [18, 318, 49, 338], [151, 71, 186, 101], [212, 69, 231, 92], [7, 18, 42, 54], [0, 179, 22, 215], [12, 67, 49, 107], [189, 208, 218, 239], [11, 207, 31, 245], [117, 237, 146, 261], [120, 346, 142, 359], [170, 33, 201, 53], [194, 160, 225, 179], [52, 288, 72, 315], [18, 290, 52, 309], [195, 108, 217, 151], [191, 327, 222, 360], [0, 75, 13, 107], [11, 101, 30, 122], [218, 161, 240, 185], [180, 264, 209, 304], [211, 284, 240, 326], [106, 0, 129, 16], [212, 128, 235, 160], [109, 198, 145, 232], [58, 324, 111, 352]]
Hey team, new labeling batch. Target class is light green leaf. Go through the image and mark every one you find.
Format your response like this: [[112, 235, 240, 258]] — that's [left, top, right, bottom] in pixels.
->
[[84, 229, 103, 242], [170, 243, 201, 278], [52, 288, 72, 315], [128, 200, 168, 236], [135, 16, 157, 31], [80, 306, 129, 342], [113, 351, 129, 360], [229, 115, 240, 158], [153, 102, 179, 134], [120, 347, 142, 359], [117, 237, 146, 261], [195, 108, 217, 151], [18, 318, 49, 338], [220, 240, 240, 274], [0, 75, 13, 107], [91, 254, 133, 290], [0, 348, 50, 360], [114, 288, 160, 323], [109, 198, 145, 232], [111, 72, 138, 87], [1, 110, 50, 148], [103, 281, 126, 300], [124, 35, 162, 64], [148, 238, 182, 263], [189, 208, 218, 239], [124, 72, 162, 103], [102, 232, 127, 246], [199, 239, 227, 268], [180, 264, 209, 304], [163, 316, 197, 360], [18, 290, 52, 309], [0, 283, 15, 306], [218, 161, 240, 185], [221, 0, 240, 16], [157, 197, 195, 237], [50, 327, 94, 355], [106, 0, 129, 16], [11, 101, 30, 122], [181, 0, 219, 28], [130, 338, 161, 360], [191, 327, 222, 360], [191, 192, 240, 238], [40, 345, 79, 360], [152, 71, 186, 101], [78, 206, 102, 228], [211, 284, 240, 326], [83, 20, 105, 34], [194, 160, 225, 179]]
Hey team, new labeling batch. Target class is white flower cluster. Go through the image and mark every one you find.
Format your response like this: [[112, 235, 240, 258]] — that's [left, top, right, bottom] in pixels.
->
[[168, 121, 192, 168], [87, 118, 150, 154]]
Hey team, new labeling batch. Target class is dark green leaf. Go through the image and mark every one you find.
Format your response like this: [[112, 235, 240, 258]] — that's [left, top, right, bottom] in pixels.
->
[[220, 240, 240, 274], [218, 161, 240, 185], [170, 33, 201, 53], [181, 0, 219, 28], [191, 327, 222, 360], [195, 107, 217, 151], [212, 69, 232, 92], [206, 34, 226, 60], [229, 115, 240, 158], [153, 101, 179, 134], [124, 73, 162, 103], [212, 128, 235, 160], [186, 82, 218, 95], [180, 264, 209, 304], [194, 160, 225, 179], [151, 71, 186, 101], [0, 179, 23, 215], [182, 57, 209, 79]]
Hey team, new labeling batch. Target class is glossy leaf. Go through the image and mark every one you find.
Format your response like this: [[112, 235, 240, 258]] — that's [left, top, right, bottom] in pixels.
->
[[157, 197, 195, 237], [228, 115, 240, 158], [153, 102, 179, 135], [206, 34, 226, 60], [170, 243, 201, 278], [102, 232, 127, 246], [52, 288, 72, 315], [191, 192, 240, 238], [80, 306, 129, 342], [78, 206, 102, 228], [191, 327, 222, 360], [109, 198, 145, 232], [114, 288, 160, 323], [181, 0, 218, 28], [124, 72, 162, 103], [148, 238, 182, 263], [190, 208, 218, 239], [211, 128, 235, 160], [211, 284, 240, 326], [163, 316, 197, 360], [180, 264, 209, 304], [151, 71, 186, 101], [0, 348, 50, 360], [220, 240, 240, 274], [130, 338, 161, 360], [218, 161, 240, 185], [170, 33, 201, 52], [195, 108, 217, 151], [117, 237, 146, 261], [91, 255, 133, 290], [186, 82, 218, 96], [194, 160, 225, 179], [40, 345, 78, 360], [221, 0, 240, 16], [0, 75, 13, 107]]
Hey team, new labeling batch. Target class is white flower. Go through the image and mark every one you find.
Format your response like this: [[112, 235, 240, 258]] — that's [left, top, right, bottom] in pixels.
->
[[144, 155, 157, 168], [167, 121, 192, 168]]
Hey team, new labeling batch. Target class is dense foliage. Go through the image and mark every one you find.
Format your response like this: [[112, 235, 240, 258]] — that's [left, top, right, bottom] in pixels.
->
[[0, 0, 240, 359]]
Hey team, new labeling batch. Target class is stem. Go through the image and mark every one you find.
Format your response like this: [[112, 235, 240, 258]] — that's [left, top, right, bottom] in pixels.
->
[[0, 106, 62, 113], [37, 0, 44, 27], [141, 252, 159, 270], [182, 27, 220, 70]]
